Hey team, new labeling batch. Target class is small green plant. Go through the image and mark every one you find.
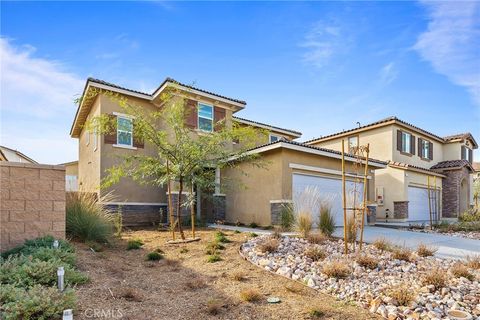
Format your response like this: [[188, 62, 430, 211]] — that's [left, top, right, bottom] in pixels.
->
[[146, 251, 163, 261], [234, 230, 241, 234], [318, 202, 335, 236], [1, 235, 73, 259], [416, 244, 437, 257], [280, 204, 295, 231], [113, 209, 123, 237], [239, 288, 261, 302], [180, 248, 189, 254], [249, 222, 259, 228], [309, 308, 324, 318], [206, 254, 222, 263], [248, 232, 258, 238], [127, 239, 144, 250], [205, 241, 225, 255], [305, 247, 325, 261], [296, 213, 312, 238], [214, 231, 231, 243]]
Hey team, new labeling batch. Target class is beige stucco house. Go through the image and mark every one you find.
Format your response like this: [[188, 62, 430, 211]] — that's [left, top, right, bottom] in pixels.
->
[[0, 146, 37, 164], [306, 117, 477, 223], [70, 77, 385, 226]]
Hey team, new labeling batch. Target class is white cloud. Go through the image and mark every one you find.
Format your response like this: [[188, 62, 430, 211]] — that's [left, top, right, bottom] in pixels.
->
[[414, 1, 480, 106], [0, 38, 83, 164], [300, 21, 349, 68], [379, 62, 398, 85]]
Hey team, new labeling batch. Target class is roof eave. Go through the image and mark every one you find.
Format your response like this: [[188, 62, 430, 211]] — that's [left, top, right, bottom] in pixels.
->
[[233, 117, 302, 138]]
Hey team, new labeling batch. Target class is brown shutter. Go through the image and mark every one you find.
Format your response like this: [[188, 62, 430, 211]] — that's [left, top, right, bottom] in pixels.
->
[[461, 146, 466, 160], [468, 148, 473, 163], [410, 135, 415, 155], [104, 114, 117, 144], [429, 142, 433, 160], [397, 130, 402, 151], [418, 138, 423, 157], [214, 107, 226, 131], [132, 121, 144, 149], [185, 99, 198, 128]]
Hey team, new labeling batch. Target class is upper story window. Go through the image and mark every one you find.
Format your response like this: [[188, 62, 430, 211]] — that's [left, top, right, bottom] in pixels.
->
[[117, 116, 133, 146], [270, 134, 280, 143], [348, 136, 358, 152], [462, 145, 473, 163], [418, 138, 433, 160], [198, 103, 213, 132], [401, 132, 411, 153]]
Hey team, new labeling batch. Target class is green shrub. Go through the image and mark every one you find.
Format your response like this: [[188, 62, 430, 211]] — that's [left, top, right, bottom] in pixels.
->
[[234, 230, 241, 234], [248, 232, 258, 238], [0, 284, 76, 320], [205, 241, 225, 255], [66, 192, 114, 243], [0, 255, 89, 287], [206, 254, 221, 263], [127, 239, 144, 250], [26, 247, 76, 267], [146, 252, 163, 261], [1, 235, 73, 259], [214, 231, 230, 243], [459, 209, 480, 222], [280, 204, 295, 231], [318, 203, 335, 236], [113, 210, 123, 237], [249, 222, 258, 228]]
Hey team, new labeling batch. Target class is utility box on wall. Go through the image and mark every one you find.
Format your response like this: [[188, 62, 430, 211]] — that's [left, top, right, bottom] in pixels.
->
[[375, 187, 384, 206]]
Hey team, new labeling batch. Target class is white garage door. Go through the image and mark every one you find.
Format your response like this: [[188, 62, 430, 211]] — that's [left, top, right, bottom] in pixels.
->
[[292, 173, 364, 226], [408, 186, 439, 222]]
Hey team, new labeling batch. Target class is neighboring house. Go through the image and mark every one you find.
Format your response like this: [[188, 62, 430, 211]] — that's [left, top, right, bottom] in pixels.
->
[[307, 117, 477, 223], [70, 77, 385, 226], [473, 162, 480, 207], [0, 146, 37, 164], [60, 161, 79, 191]]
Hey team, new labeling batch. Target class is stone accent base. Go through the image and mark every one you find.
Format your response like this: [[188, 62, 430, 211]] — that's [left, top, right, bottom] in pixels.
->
[[213, 194, 226, 222], [393, 201, 408, 219], [441, 167, 470, 218], [105, 204, 168, 227], [271, 200, 293, 226]]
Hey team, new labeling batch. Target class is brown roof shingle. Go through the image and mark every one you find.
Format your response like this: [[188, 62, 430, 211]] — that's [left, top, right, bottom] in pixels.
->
[[430, 160, 474, 171], [233, 116, 302, 137]]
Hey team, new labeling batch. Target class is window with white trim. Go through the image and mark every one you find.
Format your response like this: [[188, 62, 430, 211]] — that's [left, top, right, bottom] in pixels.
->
[[269, 134, 280, 143], [421, 140, 429, 158], [85, 130, 90, 146], [117, 116, 133, 146], [93, 127, 98, 151], [198, 103, 213, 132], [348, 136, 358, 152], [401, 131, 411, 153]]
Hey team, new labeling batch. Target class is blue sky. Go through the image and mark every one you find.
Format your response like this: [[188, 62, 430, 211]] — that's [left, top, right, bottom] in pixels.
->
[[1, 1, 479, 164]]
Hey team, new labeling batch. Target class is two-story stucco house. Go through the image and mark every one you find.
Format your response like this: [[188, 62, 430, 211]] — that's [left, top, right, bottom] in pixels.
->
[[70, 77, 385, 226], [307, 117, 477, 223]]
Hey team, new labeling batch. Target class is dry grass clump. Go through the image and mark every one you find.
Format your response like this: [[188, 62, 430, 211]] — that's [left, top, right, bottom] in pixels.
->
[[186, 278, 207, 290], [285, 283, 304, 294], [391, 247, 413, 261], [119, 287, 143, 302], [296, 213, 313, 238], [231, 271, 247, 281], [423, 269, 447, 289], [346, 216, 357, 243], [206, 298, 222, 315], [239, 288, 262, 302], [416, 244, 438, 257], [388, 285, 415, 306], [161, 259, 181, 271], [305, 247, 326, 262], [373, 237, 391, 252], [356, 255, 378, 270], [451, 263, 475, 281], [271, 227, 282, 239], [307, 232, 329, 244], [322, 260, 351, 279], [257, 238, 280, 253], [466, 255, 480, 269]]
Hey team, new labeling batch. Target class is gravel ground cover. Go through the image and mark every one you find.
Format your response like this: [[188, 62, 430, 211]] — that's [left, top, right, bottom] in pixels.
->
[[241, 234, 480, 319]]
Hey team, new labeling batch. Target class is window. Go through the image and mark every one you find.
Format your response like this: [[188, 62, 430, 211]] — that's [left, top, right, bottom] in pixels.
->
[[462, 146, 473, 163], [269, 134, 280, 143], [85, 130, 90, 146], [401, 131, 411, 153], [93, 127, 98, 151], [198, 103, 213, 132], [117, 116, 133, 146], [421, 139, 430, 159], [348, 136, 358, 152]]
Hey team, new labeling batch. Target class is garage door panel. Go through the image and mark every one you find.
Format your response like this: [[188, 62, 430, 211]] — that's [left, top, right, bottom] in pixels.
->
[[292, 174, 364, 226], [408, 186, 440, 222]]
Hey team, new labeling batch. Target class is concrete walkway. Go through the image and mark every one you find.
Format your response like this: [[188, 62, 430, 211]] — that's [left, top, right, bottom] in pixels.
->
[[209, 224, 479, 260]]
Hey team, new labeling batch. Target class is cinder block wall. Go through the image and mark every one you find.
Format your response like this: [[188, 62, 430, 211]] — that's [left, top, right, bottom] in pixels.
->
[[1, 162, 66, 252]]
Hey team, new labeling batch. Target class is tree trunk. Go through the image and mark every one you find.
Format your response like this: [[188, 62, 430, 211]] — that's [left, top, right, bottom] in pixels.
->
[[166, 160, 175, 240], [191, 182, 196, 239], [177, 177, 186, 240]]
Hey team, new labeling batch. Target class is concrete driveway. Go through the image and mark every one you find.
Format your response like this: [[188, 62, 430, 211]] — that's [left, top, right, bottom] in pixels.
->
[[209, 224, 479, 260]]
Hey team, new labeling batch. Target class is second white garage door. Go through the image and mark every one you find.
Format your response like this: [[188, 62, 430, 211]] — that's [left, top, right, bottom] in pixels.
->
[[292, 173, 364, 226], [408, 186, 439, 222]]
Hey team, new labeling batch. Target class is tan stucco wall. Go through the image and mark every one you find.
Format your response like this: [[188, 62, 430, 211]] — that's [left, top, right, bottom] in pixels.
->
[[64, 162, 78, 176], [374, 166, 406, 219], [78, 96, 101, 194], [223, 147, 377, 226]]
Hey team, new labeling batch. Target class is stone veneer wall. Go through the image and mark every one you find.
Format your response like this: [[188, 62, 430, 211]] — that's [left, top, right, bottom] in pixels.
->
[[213, 194, 226, 222], [271, 200, 293, 226], [441, 167, 470, 218], [393, 201, 408, 219], [1, 162, 65, 252]]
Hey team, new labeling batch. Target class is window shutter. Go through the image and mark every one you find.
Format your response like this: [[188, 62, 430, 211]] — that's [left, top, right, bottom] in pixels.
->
[[410, 135, 415, 155], [132, 121, 144, 149], [185, 99, 198, 128], [104, 114, 117, 144], [468, 148, 473, 163], [429, 142, 433, 160], [461, 146, 466, 160], [418, 138, 422, 157], [397, 130, 402, 151], [213, 107, 226, 131]]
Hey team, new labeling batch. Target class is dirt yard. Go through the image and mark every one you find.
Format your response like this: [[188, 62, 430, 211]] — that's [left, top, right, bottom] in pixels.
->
[[74, 228, 375, 319]]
